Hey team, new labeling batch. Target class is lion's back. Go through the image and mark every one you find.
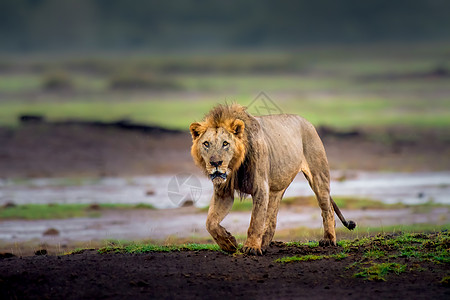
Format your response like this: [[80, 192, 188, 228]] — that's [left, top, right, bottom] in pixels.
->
[[253, 114, 318, 189], [255, 114, 312, 149]]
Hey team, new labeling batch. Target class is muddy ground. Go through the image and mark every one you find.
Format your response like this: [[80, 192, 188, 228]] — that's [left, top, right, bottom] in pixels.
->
[[1, 237, 449, 300]]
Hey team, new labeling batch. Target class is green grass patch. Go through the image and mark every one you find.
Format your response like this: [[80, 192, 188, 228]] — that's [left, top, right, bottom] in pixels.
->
[[230, 200, 254, 211], [303, 241, 320, 248], [98, 243, 220, 254], [277, 224, 450, 245], [200, 195, 428, 213], [199, 198, 254, 212], [353, 262, 407, 281], [0, 204, 92, 220], [331, 197, 409, 210], [363, 249, 386, 259], [282, 196, 411, 210], [275, 253, 349, 263], [1, 45, 450, 129], [330, 252, 349, 261], [2, 92, 449, 129], [285, 241, 319, 248], [441, 275, 450, 286], [339, 231, 450, 265], [64, 248, 94, 255], [275, 254, 325, 263], [0, 203, 155, 220]]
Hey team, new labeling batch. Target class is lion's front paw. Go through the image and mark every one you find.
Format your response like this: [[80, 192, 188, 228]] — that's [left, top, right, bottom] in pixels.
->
[[242, 241, 264, 256], [216, 233, 238, 253], [319, 239, 337, 247]]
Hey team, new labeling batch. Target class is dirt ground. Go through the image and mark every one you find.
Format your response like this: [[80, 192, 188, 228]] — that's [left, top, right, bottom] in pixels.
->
[[1, 238, 449, 300], [0, 121, 449, 179]]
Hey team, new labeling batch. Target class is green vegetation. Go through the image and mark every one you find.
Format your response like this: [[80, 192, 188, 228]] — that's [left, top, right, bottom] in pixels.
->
[[230, 200, 254, 211], [98, 243, 220, 254], [275, 254, 326, 263], [276, 224, 450, 245], [199, 198, 254, 212], [109, 72, 181, 90], [1, 45, 450, 131], [330, 197, 409, 210], [303, 241, 320, 248], [275, 253, 349, 263], [64, 248, 94, 255], [277, 230, 449, 281], [363, 249, 386, 259], [441, 275, 450, 286], [0, 203, 155, 220], [55, 228, 448, 284], [353, 262, 407, 281], [283, 196, 411, 210], [338, 231, 450, 263], [341, 231, 449, 280], [200, 196, 447, 213], [42, 70, 74, 91]]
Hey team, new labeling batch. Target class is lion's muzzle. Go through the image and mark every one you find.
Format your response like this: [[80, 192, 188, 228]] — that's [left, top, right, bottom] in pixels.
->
[[209, 171, 227, 181]]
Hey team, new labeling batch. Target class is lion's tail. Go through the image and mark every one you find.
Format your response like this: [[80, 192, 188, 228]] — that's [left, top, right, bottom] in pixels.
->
[[330, 197, 356, 230]]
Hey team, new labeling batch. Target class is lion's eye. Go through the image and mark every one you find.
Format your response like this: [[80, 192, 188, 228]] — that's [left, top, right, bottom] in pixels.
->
[[203, 141, 210, 148], [222, 141, 229, 147]]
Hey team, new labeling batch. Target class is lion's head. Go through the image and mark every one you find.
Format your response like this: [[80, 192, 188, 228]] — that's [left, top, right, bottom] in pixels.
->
[[190, 104, 248, 185]]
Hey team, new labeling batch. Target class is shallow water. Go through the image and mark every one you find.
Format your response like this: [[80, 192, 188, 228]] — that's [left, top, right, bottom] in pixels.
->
[[0, 171, 449, 209], [0, 171, 449, 243], [1, 206, 448, 243]]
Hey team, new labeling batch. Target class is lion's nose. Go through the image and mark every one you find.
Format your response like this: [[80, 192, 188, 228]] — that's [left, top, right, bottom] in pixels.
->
[[210, 160, 223, 168]]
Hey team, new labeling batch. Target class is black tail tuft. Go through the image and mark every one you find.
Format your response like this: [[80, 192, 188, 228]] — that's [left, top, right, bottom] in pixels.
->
[[330, 197, 356, 231], [345, 220, 356, 230]]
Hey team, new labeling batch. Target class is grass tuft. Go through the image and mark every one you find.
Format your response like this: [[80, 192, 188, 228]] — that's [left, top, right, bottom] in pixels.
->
[[441, 275, 450, 287], [353, 262, 407, 281], [363, 249, 386, 259], [275, 254, 325, 263], [275, 252, 348, 263]]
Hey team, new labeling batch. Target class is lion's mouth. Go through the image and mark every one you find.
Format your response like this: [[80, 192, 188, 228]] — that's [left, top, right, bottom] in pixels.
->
[[209, 171, 227, 181]]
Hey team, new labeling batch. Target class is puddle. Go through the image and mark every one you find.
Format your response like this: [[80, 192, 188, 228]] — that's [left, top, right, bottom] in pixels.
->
[[0, 207, 448, 243], [0, 171, 449, 243], [0, 171, 449, 209]]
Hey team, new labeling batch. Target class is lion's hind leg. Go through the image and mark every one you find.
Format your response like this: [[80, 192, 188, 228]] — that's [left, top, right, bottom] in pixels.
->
[[302, 167, 336, 246], [261, 189, 285, 251]]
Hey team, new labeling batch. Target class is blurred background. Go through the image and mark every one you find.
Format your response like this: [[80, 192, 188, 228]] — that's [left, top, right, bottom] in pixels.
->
[[0, 0, 449, 254]]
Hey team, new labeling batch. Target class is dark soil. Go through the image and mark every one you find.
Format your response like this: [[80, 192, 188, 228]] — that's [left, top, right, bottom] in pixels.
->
[[0, 241, 448, 300], [0, 122, 449, 178]]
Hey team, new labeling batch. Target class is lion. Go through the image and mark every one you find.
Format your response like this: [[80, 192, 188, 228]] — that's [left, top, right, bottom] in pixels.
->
[[189, 104, 355, 255]]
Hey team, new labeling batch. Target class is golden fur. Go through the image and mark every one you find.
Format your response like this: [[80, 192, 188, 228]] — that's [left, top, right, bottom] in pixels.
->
[[190, 104, 350, 255]]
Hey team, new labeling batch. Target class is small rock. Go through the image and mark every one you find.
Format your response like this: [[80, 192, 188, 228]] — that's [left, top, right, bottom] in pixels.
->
[[43, 228, 60, 236], [0, 252, 16, 259], [2, 202, 16, 209], [181, 200, 194, 207], [35, 249, 47, 256], [88, 203, 101, 210], [130, 280, 149, 287]]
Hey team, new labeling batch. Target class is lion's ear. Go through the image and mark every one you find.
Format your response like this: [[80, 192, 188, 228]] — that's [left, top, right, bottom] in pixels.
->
[[189, 122, 206, 140], [231, 119, 245, 139]]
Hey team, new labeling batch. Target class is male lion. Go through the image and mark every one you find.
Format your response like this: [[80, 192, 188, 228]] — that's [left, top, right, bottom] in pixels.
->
[[190, 104, 355, 255]]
